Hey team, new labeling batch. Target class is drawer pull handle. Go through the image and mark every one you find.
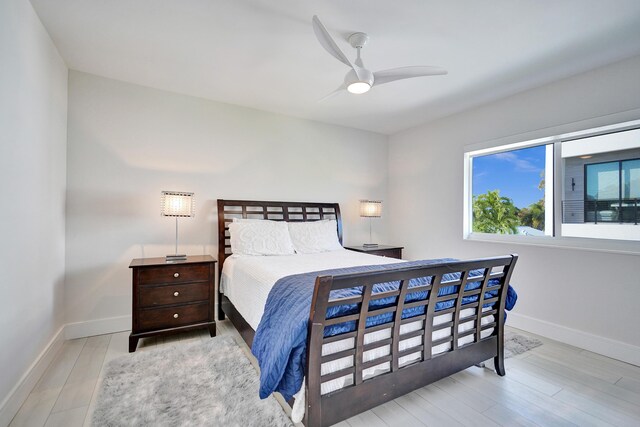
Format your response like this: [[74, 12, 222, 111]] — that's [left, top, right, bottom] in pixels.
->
[[173, 313, 179, 319], [173, 291, 180, 297], [174, 273, 180, 278]]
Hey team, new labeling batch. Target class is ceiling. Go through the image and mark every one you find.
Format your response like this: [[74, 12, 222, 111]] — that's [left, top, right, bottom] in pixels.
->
[[31, 0, 640, 135]]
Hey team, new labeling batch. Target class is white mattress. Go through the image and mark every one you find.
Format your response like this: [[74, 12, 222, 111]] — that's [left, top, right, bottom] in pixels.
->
[[220, 248, 401, 330], [220, 249, 495, 422]]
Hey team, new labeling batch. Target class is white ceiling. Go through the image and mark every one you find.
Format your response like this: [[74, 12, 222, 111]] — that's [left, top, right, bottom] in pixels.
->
[[31, 0, 640, 135]]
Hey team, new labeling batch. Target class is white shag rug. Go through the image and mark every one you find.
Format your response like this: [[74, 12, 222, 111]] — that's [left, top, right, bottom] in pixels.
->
[[92, 336, 293, 427], [504, 330, 543, 358]]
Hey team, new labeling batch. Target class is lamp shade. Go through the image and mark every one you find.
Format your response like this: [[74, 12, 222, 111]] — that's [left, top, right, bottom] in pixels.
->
[[360, 200, 382, 218], [161, 191, 195, 217]]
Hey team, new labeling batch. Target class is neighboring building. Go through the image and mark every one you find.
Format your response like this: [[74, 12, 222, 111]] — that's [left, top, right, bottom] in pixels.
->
[[564, 147, 640, 223], [562, 128, 640, 240]]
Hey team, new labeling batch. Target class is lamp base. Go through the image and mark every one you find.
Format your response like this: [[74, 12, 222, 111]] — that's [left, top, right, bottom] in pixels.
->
[[363, 243, 379, 248], [166, 254, 187, 262]]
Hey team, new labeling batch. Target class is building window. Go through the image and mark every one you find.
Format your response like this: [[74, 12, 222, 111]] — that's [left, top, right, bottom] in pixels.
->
[[465, 120, 640, 243], [582, 159, 640, 223], [623, 159, 640, 200], [468, 144, 554, 236]]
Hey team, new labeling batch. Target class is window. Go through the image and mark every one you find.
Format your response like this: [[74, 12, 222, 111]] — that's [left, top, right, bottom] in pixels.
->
[[583, 159, 640, 223], [467, 144, 554, 236], [623, 159, 640, 199], [465, 120, 640, 243]]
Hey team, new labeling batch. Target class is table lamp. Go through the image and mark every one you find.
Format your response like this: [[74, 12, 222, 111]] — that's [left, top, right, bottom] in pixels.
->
[[360, 200, 382, 247], [161, 191, 195, 261]]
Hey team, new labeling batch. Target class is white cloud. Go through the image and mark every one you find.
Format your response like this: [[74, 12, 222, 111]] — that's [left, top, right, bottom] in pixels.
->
[[493, 151, 541, 173]]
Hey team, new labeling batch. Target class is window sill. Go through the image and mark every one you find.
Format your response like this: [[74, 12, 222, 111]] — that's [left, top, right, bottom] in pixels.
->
[[464, 232, 640, 256]]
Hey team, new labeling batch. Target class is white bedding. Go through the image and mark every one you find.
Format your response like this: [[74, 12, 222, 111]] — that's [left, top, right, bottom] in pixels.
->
[[220, 248, 401, 330], [220, 249, 495, 423]]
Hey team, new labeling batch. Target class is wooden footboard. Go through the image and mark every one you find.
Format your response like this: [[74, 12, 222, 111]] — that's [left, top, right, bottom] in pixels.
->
[[304, 255, 517, 427]]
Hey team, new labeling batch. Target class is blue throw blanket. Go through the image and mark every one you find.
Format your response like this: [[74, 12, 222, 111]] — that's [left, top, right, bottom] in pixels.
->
[[251, 259, 517, 401]]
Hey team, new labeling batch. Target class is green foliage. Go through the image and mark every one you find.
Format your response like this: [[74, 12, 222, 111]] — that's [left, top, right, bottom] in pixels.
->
[[519, 172, 546, 231], [518, 199, 545, 231], [473, 170, 546, 234], [472, 190, 520, 234]]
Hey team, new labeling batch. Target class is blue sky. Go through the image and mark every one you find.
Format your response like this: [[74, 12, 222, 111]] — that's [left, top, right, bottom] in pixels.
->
[[472, 145, 546, 208]]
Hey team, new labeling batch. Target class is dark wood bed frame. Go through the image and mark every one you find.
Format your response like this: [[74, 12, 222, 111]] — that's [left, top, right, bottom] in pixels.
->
[[217, 199, 518, 427]]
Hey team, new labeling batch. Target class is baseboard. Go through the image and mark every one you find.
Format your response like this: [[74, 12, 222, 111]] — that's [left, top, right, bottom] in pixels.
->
[[508, 312, 640, 367], [64, 315, 131, 340], [0, 327, 65, 427]]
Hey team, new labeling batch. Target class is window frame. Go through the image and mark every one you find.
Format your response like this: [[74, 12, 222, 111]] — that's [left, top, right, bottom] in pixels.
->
[[463, 116, 640, 255]]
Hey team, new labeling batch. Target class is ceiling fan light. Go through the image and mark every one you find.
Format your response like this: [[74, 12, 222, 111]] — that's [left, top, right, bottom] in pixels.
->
[[347, 81, 371, 94]]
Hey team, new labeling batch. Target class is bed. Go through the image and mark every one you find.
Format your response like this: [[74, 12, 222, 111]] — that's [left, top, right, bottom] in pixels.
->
[[217, 199, 518, 427]]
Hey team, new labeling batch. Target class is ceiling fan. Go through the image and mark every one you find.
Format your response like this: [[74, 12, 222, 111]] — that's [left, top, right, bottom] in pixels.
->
[[312, 15, 447, 99]]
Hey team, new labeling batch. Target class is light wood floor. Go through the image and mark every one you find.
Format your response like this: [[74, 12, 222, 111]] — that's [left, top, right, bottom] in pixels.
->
[[9, 321, 640, 427]]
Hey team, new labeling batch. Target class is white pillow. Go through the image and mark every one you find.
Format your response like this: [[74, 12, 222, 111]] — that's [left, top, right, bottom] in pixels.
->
[[228, 219, 295, 256], [287, 220, 343, 254]]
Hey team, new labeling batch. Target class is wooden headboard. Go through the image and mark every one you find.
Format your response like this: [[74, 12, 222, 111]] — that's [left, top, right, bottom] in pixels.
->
[[217, 199, 342, 269]]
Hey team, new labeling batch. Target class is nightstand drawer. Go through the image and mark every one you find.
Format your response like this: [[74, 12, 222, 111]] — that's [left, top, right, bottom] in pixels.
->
[[137, 263, 210, 285], [139, 282, 209, 308], [138, 302, 209, 331]]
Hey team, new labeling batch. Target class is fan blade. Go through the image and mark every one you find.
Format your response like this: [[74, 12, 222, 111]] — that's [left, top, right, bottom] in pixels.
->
[[373, 66, 447, 86], [318, 84, 346, 102], [312, 16, 367, 81], [312, 16, 352, 68]]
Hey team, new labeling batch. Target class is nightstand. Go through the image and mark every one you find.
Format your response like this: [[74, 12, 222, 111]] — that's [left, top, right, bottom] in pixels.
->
[[344, 245, 404, 259], [129, 255, 216, 352]]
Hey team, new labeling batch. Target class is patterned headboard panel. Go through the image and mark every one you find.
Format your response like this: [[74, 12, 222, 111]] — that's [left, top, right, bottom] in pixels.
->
[[216, 199, 342, 269]]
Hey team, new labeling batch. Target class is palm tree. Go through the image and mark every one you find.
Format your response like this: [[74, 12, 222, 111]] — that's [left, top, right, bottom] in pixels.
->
[[529, 199, 545, 230], [472, 190, 519, 234], [518, 172, 546, 231]]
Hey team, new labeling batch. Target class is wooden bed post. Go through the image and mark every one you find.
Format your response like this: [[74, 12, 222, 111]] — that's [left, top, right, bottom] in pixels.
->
[[305, 275, 333, 427], [216, 199, 227, 320], [494, 254, 518, 376]]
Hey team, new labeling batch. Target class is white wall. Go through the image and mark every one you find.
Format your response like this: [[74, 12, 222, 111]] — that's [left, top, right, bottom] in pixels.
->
[[388, 55, 640, 365], [65, 71, 389, 334], [0, 0, 68, 420]]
